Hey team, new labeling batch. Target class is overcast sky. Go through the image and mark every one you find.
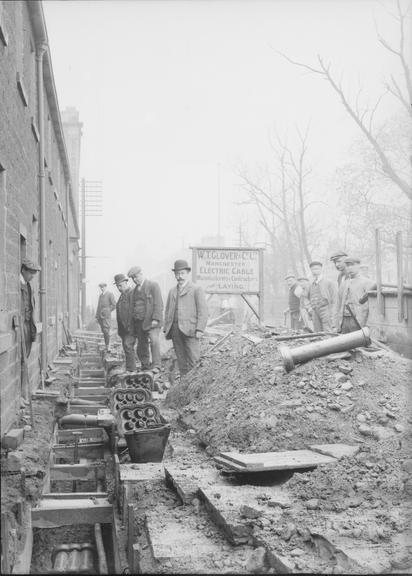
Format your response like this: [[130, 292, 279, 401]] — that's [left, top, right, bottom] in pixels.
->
[[43, 0, 406, 303]]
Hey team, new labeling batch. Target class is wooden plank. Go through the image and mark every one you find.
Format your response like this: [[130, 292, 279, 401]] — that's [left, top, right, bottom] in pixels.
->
[[42, 492, 107, 500], [32, 498, 113, 527], [218, 450, 336, 471], [114, 454, 120, 514], [51, 463, 104, 482], [375, 228, 384, 316], [127, 504, 134, 570], [42, 492, 108, 499], [57, 428, 105, 442], [1, 512, 10, 574], [66, 405, 106, 414], [53, 442, 105, 460], [112, 504, 128, 574], [396, 231, 405, 322], [73, 395, 108, 404], [213, 456, 255, 472], [241, 333, 263, 344], [75, 387, 110, 396], [72, 379, 106, 387], [309, 444, 360, 460]]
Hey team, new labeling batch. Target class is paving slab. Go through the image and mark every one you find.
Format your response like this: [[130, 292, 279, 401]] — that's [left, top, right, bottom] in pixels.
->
[[164, 465, 201, 504], [120, 462, 164, 482], [198, 479, 291, 546], [217, 449, 336, 471], [309, 443, 360, 460], [145, 511, 218, 561], [198, 486, 254, 545]]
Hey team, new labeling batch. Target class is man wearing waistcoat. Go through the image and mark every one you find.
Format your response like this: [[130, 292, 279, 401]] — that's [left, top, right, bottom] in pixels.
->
[[308, 261, 337, 332], [20, 258, 41, 357], [337, 257, 375, 333], [164, 259, 208, 376], [95, 282, 116, 350], [127, 266, 163, 372], [114, 274, 135, 371]]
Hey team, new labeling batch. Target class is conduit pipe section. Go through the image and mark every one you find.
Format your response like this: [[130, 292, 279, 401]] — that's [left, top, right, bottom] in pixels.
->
[[279, 327, 371, 372]]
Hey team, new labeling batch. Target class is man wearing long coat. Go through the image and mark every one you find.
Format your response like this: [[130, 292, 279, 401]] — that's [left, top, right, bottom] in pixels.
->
[[127, 266, 163, 372], [95, 282, 116, 350], [164, 259, 208, 376], [114, 274, 135, 371]]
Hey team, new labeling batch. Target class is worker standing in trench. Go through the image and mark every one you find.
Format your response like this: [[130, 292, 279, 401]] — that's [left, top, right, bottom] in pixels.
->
[[164, 259, 208, 376], [95, 282, 116, 351], [127, 266, 164, 373], [113, 273, 135, 371]]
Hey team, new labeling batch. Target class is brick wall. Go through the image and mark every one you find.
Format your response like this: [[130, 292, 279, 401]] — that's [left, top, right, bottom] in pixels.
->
[[0, 0, 80, 435]]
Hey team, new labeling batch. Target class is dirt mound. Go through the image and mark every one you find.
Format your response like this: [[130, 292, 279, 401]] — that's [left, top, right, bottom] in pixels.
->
[[167, 331, 412, 570], [167, 332, 411, 455]]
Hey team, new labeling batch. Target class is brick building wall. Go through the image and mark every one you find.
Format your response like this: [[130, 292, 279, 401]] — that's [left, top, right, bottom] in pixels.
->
[[0, 0, 80, 435]]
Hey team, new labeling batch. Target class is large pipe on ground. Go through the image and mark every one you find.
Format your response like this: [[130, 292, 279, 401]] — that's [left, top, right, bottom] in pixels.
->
[[279, 327, 371, 372], [94, 524, 108, 574], [59, 413, 114, 428]]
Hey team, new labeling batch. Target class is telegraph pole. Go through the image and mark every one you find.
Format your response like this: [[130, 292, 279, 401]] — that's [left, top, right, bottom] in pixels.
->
[[80, 179, 103, 326], [217, 163, 222, 243], [81, 178, 86, 325]]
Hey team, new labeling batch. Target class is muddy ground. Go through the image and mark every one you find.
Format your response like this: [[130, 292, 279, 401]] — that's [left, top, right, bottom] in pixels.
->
[[165, 330, 412, 572], [2, 330, 411, 573]]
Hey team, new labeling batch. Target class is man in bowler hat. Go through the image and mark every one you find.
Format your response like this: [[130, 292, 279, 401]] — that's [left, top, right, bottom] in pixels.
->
[[113, 274, 135, 371], [164, 259, 208, 376], [127, 266, 163, 372], [95, 282, 116, 350], [20, 258, 41, 357]]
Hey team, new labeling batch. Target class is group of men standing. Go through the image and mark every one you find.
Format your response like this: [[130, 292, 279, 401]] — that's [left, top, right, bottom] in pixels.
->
[[96, 259, 208, 376], [285, 251, 375, 334]]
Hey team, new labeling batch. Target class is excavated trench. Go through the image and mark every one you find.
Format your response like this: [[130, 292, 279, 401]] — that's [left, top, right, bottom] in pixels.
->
[[6, 328, 409, 574]]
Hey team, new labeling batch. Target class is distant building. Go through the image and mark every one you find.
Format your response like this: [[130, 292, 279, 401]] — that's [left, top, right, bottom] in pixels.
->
[[61, 107, 82, 214], [0, 1, 81, 434]]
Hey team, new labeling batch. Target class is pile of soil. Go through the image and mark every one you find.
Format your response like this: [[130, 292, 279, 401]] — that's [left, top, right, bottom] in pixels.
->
[[166, 331, 412, 570], [167, 332, 411, 454]]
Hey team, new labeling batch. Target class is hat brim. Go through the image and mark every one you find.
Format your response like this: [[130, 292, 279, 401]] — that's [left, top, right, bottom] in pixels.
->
[[172, 267, 191, 272], [113, 279, 128, 285]]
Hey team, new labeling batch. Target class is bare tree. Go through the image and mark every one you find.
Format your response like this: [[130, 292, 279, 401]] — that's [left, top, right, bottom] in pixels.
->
[[239, 129, 317, 285], [278, 0, 412, 201]]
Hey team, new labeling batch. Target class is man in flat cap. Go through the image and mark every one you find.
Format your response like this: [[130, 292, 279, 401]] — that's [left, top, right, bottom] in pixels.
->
[[164, 259, 208, 376], [283, 274, 303, 330], [113, 274, 135, 371], [330, 251, 348, 287], [95, 282, 116, 350], [20, 258, 41, 357], [308, 261, 337, 332], [127, 266, 163, 372], [337, 257, 375, 333]]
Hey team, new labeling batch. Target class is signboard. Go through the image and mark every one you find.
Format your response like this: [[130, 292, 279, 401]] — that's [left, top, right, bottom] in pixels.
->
[[191, 247, 262, 294]]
